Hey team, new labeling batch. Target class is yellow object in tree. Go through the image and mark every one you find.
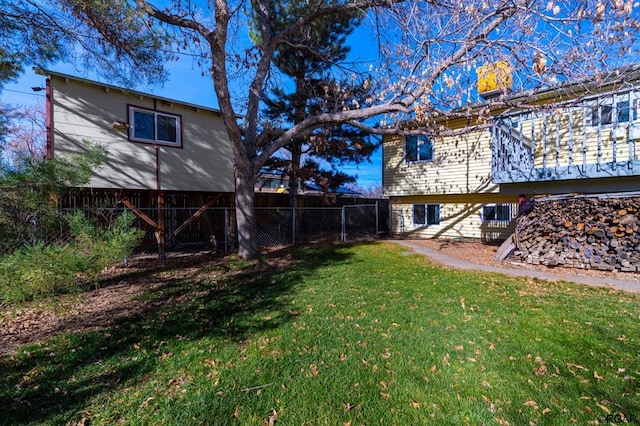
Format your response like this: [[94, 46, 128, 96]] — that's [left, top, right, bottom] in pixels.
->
[[477, 61, 512, 97]]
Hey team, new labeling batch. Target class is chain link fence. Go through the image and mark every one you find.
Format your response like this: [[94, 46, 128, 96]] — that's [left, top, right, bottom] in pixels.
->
[[42, 202, 390, 257]]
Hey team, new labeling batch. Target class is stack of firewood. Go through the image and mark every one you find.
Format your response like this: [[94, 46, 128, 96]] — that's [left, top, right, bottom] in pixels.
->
[[510, 196, 640, 272]]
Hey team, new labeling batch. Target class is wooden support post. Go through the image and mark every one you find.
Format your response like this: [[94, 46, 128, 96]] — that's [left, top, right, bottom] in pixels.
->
[[157, 191, 166, 260], [120, 199, 159, 229]]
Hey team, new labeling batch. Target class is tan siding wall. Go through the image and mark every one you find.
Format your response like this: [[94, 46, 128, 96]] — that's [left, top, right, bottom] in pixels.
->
[[390, 194, 519, 241], [50, 75, 234, 192], [383, 130, 497, 197]]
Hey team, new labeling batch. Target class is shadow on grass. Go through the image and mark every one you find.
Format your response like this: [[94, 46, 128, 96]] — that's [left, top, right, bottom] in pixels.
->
[[0, 243, 355, 424]]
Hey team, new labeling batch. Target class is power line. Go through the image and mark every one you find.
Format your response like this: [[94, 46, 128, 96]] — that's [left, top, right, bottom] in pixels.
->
[[2, 88, 46, 97]]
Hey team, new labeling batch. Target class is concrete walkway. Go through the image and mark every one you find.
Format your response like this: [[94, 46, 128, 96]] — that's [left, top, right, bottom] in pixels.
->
[[390, 240, 640, 293]]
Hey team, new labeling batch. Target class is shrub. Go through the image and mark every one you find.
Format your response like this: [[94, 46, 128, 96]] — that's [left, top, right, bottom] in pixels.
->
[[0, 212, 143, 306], [0, 141, 107, 255]]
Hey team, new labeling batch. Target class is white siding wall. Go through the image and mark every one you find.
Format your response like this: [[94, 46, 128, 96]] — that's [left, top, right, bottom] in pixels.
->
[[50, 75, 234, 193], [390, 196, 519, 241]]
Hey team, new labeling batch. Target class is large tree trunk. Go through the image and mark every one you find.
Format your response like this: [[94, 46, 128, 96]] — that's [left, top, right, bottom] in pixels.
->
[[235, 167, 260, 259]]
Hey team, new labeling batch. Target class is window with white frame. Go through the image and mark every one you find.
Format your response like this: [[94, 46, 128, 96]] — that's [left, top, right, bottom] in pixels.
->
[[405, 135, 434, 162], [128, 106, 182, 147], [589, 93, 639, 127], [413, 204, 440, 225], [481, 204, 511, 222]]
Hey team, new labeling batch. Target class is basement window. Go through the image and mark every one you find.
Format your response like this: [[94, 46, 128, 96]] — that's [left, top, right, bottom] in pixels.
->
[[405, 135, 434, 162], [413, 204, 440, 226], [128, 106, 182, 147], [482, 204, 512, 222]]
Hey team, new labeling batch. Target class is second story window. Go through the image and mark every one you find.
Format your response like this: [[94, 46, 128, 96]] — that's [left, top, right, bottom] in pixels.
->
[[405, 135, 434, 162], [128, 106, 182, 147], [589, 95, 638, 127]]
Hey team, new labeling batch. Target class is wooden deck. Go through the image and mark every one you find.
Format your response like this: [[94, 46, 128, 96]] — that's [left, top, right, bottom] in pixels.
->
[[492, 99, 640, 184]]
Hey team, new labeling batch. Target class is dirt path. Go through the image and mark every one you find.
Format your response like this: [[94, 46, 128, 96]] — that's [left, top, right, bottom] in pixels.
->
[[394, 239, 640, 293], [0, 253, 216, 357]]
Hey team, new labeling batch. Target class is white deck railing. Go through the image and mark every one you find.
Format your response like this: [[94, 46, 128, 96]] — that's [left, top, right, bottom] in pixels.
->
[[492, 102, 640, 184]]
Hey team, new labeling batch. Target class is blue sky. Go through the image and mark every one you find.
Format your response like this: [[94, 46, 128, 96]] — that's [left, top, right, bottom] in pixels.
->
[[1, 27, 383, 190]]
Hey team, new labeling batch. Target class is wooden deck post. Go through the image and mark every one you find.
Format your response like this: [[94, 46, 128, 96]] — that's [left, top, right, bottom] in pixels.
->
[[157, 191, 166, 260]]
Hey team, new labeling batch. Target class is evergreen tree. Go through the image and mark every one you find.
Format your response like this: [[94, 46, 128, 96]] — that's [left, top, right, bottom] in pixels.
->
[[262, 2, 377, 209], [0, 0, 169, 90]]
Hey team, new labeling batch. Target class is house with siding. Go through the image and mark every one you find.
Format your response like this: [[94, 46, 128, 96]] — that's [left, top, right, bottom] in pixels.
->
[[40, 69, 235, 255], [383, 65, 640, 241]]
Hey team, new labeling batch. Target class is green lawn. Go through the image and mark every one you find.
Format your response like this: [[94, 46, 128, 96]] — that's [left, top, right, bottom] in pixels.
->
[[1, 242, 639, 425]]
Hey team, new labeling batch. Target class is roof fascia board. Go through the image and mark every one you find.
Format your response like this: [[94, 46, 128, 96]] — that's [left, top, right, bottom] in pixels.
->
[[35, 67, 232, 117]]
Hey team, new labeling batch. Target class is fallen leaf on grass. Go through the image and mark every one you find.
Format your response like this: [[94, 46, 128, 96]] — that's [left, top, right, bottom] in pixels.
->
[[266, 408, 278, 426], [342, 402, 356, 412], [168, 377, 186, 388], [534, 365, 547, 376], [309, 364, 319, 376], [542, 407, 552, 415], [410, 400, 421, 408], [567, 363, 585, 370], [442, 354, 450, 366], [495, 417, 510, 425], [380, 381, 388, 390], [593, 371, 603, 381], [139, 397, 155, 408], [380, 392, 391, 399], [523, 400, 539, 409]]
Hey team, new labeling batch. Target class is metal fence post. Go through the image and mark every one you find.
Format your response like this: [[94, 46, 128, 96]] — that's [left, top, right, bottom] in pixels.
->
[[341, 206, 346, 242], [375, 201, 379, 238], [292, 207, 296, 246], [123, 208, 129, 267]]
